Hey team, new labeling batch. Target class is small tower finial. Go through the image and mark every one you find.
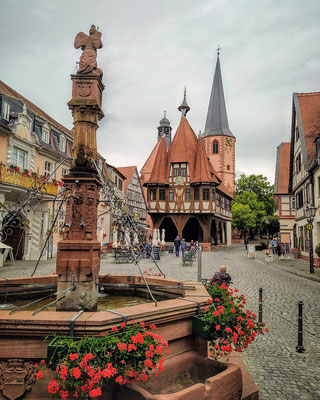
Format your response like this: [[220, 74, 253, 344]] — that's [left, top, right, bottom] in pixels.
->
[[164, 110, 166, 118], [217, 44, 221, 56], [178, 87, 190, 116]]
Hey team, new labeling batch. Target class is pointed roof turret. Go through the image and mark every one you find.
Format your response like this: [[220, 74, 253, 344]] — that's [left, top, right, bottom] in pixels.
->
[[203, 50, 234, 137], [178, 87, 190, 116], [145, 137, 169, 185], [191, 137, 221, 184]]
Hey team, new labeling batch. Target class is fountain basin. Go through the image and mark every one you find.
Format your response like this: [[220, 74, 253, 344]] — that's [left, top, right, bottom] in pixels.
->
[[0, 274, 258, 400]]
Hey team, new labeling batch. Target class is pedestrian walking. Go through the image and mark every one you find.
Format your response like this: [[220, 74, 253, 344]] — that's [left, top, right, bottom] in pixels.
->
[[244, 235, 249, 250], [271, 238, 277, 254], [173, 236, 181, 257], [276, 241, 282, 258], [181, 239, 187, 257]]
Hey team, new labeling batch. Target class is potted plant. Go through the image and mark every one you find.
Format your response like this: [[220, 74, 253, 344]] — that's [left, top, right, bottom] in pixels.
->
[[192, 281, 268, 360], [39, 321, 169, 399], [264, 248, 273, 262], [8, 164, 20, 173], [290, 247, 301, 258]]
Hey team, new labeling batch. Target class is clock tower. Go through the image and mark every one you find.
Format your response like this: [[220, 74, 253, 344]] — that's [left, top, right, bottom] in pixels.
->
[[202, 50, 236, 193]]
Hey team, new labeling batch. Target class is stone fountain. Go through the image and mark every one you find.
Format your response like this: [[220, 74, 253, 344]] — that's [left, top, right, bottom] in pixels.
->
[[0, 26, 258, 400]]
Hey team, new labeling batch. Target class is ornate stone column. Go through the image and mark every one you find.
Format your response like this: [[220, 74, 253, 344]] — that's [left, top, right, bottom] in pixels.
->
[[56, 25, 104, 311]]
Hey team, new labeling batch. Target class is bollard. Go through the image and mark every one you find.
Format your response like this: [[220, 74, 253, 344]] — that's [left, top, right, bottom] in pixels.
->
[[197, 246, 202, 282], [296, 301, 305, 353], [258, 287, 263, 324]]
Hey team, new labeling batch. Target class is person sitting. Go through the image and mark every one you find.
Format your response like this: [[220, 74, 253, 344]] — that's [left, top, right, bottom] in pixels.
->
[[212, 266, 232, 286]]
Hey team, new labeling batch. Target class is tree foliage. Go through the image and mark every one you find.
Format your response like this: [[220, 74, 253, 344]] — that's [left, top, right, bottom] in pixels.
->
[[232, 174, 278, 234], [232, 203, 256, 233], [261, 215, 280, 237], [235, 174, 277, 216]]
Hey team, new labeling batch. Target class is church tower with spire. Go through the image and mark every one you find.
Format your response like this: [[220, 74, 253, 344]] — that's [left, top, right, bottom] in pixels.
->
[[202, 49, 236, 193]]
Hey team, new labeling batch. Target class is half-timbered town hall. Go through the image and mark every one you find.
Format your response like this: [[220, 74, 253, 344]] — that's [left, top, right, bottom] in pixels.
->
[[140, 54, 235, 247]]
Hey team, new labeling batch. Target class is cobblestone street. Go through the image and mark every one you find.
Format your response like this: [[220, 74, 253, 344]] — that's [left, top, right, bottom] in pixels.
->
[[1, 245, 319, 399]]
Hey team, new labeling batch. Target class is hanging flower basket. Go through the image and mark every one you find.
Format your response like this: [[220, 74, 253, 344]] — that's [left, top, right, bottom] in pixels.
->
[[47, 336, 81, 370], [191, 282, 268, 360], [39, 322, 169, 400], [192, 315, 222, 341]]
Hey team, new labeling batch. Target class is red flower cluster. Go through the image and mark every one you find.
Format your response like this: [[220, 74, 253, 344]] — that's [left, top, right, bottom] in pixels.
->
[[39, 322, 167, 400], [201, 281, 268, 360]]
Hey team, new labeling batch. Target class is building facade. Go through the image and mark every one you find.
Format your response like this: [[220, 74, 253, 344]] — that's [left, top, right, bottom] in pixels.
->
[[0, 81, 112, 261], [117, 166, 148, 231], [0, 81, 73, 260], [274, 142, 295, 245], [286, 91, 320, 262], [140, 54, 234, 247]]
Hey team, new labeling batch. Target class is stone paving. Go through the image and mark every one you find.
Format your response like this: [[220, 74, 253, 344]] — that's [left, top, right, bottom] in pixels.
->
[[1, 245, 320, 399]]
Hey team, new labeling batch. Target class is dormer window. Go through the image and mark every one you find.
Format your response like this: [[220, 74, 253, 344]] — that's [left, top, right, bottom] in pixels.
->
[[42, 124, 50, 144], [60, 136, 66, 152], [3, 102, 10, 121]]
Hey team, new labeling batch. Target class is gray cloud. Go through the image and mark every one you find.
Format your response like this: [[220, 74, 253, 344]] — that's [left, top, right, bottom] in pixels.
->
[[1, 0, 320, 183]]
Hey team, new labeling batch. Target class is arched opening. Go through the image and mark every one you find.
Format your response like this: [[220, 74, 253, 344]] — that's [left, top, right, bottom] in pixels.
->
[[210, 219, 218, 245], [182, 217, 203, 242], [3, 213, 25, 260], [212, 140, 219, 154], [159, 217, 177, 242]]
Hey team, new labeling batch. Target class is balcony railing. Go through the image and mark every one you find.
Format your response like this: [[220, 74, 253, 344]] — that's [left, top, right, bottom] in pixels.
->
[[0, 165, 58, 196]]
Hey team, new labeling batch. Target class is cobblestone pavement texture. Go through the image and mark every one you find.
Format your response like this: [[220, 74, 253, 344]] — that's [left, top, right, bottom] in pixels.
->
[[1, 245, 320, 399]]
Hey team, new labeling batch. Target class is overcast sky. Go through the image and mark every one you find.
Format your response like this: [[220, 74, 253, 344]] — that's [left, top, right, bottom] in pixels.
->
[[1, 0, 320, 184]]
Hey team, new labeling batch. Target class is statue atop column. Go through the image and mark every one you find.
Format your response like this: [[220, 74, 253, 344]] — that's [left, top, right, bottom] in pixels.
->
[[57, 25, 105, 311], [74, 24, 103, 78]]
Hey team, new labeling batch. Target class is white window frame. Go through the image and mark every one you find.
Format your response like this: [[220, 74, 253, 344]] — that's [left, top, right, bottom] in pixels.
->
[[11, 147, 27, 169], [290, 196, 296, 211], [3, 102, 10, 121], [44, 160, 53, 178], [60, 136, 66, 152], [42, 124, 50, 144], [61, 168, 68, 177]]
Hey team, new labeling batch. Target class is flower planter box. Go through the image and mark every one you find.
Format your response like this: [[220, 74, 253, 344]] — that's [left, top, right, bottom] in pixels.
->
[[265, 255, 273, 263], [120, 351, 242, 400], [47, 336, 81, 370], [192, 314, 217, 341]]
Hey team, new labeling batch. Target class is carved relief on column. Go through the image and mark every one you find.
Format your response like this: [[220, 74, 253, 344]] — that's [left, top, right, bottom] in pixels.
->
[[68, 103, 102, 170], [62, 178, 100, 242], [0, 359, 37, 400]]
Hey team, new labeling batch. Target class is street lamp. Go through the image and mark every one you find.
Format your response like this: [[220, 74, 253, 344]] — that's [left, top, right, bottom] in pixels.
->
[[304, 204, 317, 274]]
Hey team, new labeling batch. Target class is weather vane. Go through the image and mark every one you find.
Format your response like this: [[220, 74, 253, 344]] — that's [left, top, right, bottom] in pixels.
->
[[217, 44, 221, 56]]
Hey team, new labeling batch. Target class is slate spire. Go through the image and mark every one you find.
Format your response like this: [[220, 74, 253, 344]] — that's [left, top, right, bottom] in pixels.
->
[[203, 52, 234, 137]]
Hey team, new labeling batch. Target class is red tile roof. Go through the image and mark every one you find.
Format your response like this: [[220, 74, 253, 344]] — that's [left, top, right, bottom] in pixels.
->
[[117, 166, 136, 192], [276, 142, 290, 194], [190, 137, 220, 184], [140, 139, 164, 179], [297, 92, 320, 164], [167, 116, 198, 177], [217, 182, 233, 198], [146, 138, 168, 185], [0, 80, 72, 137]]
